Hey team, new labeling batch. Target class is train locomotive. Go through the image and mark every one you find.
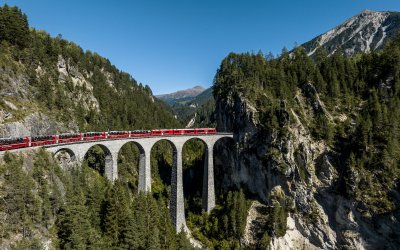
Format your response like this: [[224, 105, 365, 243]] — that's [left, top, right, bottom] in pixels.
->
[[0, 128, 217, 151]]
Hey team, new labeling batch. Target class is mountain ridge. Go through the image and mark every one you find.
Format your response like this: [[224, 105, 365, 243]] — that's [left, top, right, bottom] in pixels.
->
[[301, 9, 400, 56], [156, 85, 205, 103]]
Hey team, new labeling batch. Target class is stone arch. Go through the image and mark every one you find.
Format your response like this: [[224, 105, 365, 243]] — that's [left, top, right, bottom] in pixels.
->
[[213, 136, 235, 152], [150, 138, 185, 231], [151, 138, 178, 154], [150, 138, 178, 191], [119, 140, 146, 155], [213, 136, 235, 199], [181, 137, 209, 213], [83, 144, 113, 180], [54, 147, 77, 169], [117, 141, 146, 192]]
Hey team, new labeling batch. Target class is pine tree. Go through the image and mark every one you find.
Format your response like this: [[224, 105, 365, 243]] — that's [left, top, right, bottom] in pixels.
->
[[176, 230, 193, 250]]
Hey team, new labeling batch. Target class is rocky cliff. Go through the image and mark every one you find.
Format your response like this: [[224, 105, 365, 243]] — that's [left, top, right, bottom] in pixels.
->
[[213, 44, 400, 249], [302, 10, 400, 57]]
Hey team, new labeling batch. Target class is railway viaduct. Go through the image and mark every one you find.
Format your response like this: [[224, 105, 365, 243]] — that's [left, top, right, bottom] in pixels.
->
[[36, 133, 234, 232]]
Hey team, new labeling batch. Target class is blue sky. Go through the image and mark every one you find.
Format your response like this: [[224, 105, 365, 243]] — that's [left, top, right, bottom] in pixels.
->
[[2, 0, 400, 94]]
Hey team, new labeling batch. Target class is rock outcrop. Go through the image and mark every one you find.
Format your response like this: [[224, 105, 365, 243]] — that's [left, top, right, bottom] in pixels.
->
[[302, 10, 400, 57], [215, 84, 399, 249]]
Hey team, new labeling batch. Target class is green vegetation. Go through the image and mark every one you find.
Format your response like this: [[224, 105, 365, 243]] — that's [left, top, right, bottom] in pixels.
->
[[214, 35, 400, 217], [0, 4, 29, 48], [0, 150, 195, 249], [259, 190, 294, 247], [0, 5, 180, 132], [0, 4, 253, 250], [186, 190, 250, 249], [118, 143, 141, 192]]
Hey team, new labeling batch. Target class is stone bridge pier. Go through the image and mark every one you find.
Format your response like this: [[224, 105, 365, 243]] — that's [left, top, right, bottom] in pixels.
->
[[44, 134, 233, 232]]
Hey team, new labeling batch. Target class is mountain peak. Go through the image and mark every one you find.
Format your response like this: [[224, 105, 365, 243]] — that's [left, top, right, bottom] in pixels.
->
[[360, 9, 373, 14], [302, 10, 400, 57], [156, 86, 206, 102], [192, 85, 205, 91]]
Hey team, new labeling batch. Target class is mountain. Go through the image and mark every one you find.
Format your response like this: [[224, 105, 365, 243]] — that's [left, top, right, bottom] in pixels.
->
[[189, 87, 213, 107], [172, 87, 215, 128], [156, 85, 205, 105], [3, 5, 400, 250], [0, 6, 196, 250], [212, 29, 400, 249], [156, 86, 215, 127], [302, 10, 400, 56], [0, 6, 180, 138]]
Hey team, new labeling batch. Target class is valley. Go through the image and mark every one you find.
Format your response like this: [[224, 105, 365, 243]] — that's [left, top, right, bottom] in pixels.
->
[[0, 4, 400, 250]]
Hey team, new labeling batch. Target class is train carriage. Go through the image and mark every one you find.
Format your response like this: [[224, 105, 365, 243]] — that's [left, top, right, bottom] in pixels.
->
[[183, 128, 196, 135], [107, 131, 130, 139], [151, 129, 162, 136], [83, 132, 106, 141], [0, 137, 29, 151], [130, 130, 151, 137], [31, 135, 57, 147], [0, 128, 219, 151], [204, 128, 216, 134], [58, 133, 82, 143], [173, 129, 185, 135], [162, 129, 174, 136], [151, 129, 174, 136], [194, 128, 207, 134]]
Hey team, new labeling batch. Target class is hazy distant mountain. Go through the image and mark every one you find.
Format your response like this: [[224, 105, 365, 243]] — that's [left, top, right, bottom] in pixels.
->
[[157, 86, 215, 127], [156, 86, 205, 105], [302, 10, 400, 56]]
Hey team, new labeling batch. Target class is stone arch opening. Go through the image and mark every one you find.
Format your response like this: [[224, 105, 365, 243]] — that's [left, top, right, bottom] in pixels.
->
[[83, 144, 112, 177], [150, 139, 177, 198], [117, 141, 145, 193], [54, 148, 77, 169], [213, 137, 236, 200], [182, 138, 208, 215], [150, 138, 188, 231]]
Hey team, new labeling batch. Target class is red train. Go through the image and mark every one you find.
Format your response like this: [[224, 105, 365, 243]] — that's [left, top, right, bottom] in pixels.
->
[[0, 128, 217, 151]]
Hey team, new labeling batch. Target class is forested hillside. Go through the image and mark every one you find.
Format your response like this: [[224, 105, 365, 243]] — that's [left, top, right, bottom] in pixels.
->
[[0, 5, 179, 138], [0, 150, 199, 249], [0, 5, 247, 250], [213, 34, 400, 248]]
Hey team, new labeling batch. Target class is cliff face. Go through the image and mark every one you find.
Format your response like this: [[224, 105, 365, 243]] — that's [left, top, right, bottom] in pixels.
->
[[215, 88, 399, 249], [0, 33, 179, 138], [0, 55, 91, 137], [213, 45, 400, 249]]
